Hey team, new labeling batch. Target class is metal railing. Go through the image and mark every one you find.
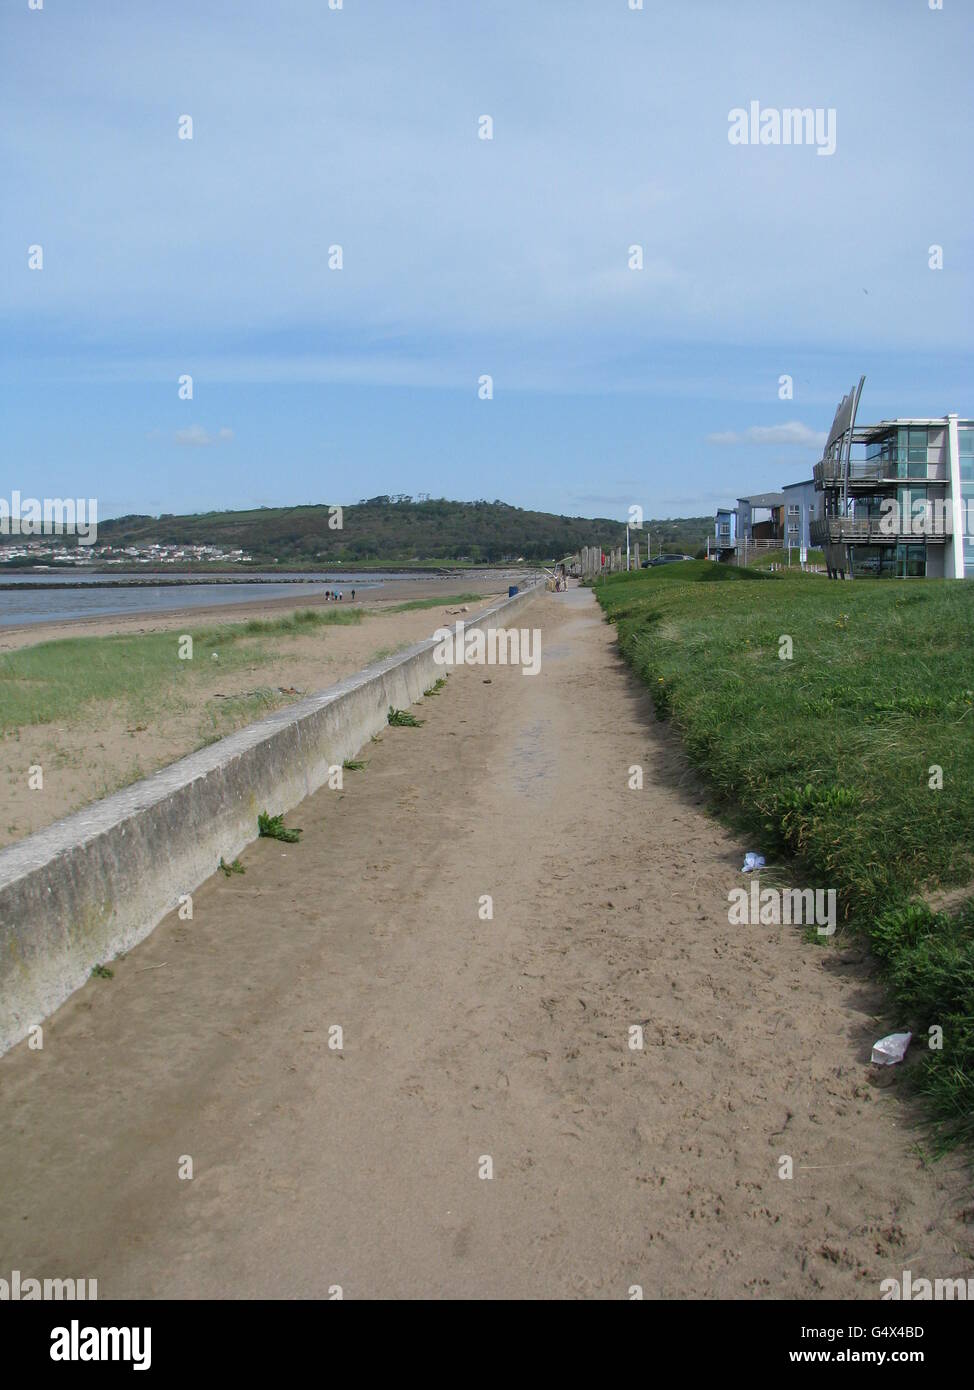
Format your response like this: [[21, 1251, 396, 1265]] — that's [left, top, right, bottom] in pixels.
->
[[717, 537, 787, 554], [814, 459, 947, 487], [810, 518, 947, 545]]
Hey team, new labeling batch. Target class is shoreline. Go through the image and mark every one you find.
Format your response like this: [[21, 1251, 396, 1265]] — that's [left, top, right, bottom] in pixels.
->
[[0, 571, 530, 651], [0, 570, 476, 590]]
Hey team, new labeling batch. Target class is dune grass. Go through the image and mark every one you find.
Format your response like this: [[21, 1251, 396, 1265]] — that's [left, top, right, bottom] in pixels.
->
[[236, 607, 363, 635], [0, 606, 363, 734], [595, 560, 974, 1151], [385, 592, 485, 613]]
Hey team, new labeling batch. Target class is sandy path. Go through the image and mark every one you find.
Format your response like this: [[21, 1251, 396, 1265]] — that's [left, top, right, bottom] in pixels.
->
[[0, 586, 969, 1299]]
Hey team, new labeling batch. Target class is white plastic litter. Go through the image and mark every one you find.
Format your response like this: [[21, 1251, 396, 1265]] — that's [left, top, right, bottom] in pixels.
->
[[742, 853, 766, 873], [871, 1031, 912, 1066]]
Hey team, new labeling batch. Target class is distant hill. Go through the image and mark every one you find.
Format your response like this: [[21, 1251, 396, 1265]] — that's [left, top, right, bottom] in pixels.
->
[[93, 499, 712, 565]]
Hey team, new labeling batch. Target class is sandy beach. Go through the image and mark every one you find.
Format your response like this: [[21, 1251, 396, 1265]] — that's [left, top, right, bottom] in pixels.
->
[[0, 581, 509, 848]]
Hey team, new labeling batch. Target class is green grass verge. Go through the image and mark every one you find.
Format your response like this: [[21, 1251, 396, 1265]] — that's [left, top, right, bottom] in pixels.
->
[[594, 560, 974, 1151]]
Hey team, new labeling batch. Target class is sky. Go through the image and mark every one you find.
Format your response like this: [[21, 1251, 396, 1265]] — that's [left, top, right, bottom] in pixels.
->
[[2, 0, 972, 523]]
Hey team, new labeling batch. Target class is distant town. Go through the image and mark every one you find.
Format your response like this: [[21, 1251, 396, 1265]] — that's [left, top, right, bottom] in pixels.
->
[[0, 541, 254, 568]]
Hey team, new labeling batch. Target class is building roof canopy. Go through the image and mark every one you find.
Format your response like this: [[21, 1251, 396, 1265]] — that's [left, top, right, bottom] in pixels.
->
[[737, 492, 785, 508]]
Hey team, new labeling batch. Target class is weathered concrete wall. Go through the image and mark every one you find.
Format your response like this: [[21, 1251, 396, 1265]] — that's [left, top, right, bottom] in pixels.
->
[[0, 584, 544, 1054]]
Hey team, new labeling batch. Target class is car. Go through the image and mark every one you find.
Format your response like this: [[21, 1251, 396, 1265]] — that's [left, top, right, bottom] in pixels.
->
[[647, 553, 692, 566]]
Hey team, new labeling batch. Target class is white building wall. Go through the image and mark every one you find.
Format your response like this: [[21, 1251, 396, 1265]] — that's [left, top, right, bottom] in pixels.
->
[[946, 414, 964, 579]]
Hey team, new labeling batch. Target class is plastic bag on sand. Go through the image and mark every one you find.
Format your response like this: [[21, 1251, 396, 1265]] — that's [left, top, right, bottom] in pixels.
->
[[742, 853, 766, 873], [871, 1031, 912, 1066]]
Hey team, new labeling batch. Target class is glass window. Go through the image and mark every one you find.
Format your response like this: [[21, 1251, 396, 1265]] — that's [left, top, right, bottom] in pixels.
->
[[895, 543, 927, 578], [851, 546, 900, 578], [851, 545, 882, 577]]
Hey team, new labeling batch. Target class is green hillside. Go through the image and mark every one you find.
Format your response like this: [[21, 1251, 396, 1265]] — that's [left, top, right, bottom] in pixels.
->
[[93, 499, 712, 566]]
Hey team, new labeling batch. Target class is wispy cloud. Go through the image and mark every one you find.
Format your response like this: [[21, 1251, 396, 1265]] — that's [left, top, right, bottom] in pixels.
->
[[174, 426, 234, 448], [706, 422, 826, 448]]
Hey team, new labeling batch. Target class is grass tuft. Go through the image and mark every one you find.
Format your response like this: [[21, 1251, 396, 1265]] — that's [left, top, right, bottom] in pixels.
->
[[257, 812, 302, 843], [387, 706, 425, 727]]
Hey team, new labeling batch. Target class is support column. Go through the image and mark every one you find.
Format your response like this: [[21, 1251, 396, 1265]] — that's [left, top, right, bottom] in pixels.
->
[[947, 414, 965, 579]]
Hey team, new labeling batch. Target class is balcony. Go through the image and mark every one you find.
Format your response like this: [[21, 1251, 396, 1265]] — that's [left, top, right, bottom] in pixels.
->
[[810, 517, 947, 546], [814, 458, 947, 489]]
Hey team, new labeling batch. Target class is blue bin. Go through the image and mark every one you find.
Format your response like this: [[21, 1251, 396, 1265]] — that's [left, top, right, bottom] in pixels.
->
[[508, 585, 518, 597]]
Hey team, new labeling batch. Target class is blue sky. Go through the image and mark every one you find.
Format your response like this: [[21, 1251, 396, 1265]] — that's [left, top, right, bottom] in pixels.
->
[[2, 0, 972, 522]]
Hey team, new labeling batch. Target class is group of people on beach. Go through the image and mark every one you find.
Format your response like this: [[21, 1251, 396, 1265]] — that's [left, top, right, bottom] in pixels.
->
[[323, 589, 354, 602]]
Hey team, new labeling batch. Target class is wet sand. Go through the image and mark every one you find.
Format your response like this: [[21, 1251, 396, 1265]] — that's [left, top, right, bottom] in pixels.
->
[[0, 570, 530, 652]]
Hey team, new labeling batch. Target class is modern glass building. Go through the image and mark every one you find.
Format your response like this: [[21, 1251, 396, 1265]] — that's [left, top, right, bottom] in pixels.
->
[[810, 381, 974, 578]]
